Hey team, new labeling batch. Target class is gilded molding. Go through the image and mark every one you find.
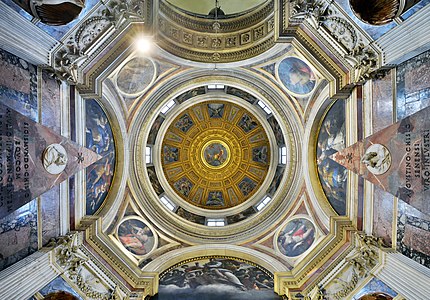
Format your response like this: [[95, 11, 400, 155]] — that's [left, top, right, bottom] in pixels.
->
[[156, 1, 275, 63], [159, 0, 274, 33]]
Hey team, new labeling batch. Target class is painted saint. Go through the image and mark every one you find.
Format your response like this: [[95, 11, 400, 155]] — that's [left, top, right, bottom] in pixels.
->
[[118, 219, 155, 256], [204, 143, 228, 167], [278, 57, 316, 95], [277, 218, 315, 257], [238, 113, 258, 133]]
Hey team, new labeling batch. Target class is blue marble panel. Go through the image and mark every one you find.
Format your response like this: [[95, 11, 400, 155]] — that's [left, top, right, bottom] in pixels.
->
[[396, 50, 430, 121], [0, 49, 37, 121], [39, 276, 83, 299], [0, 199, 38, 271], [85, 99, 115, 215], [317, 100, 347, 215], [352, 278, 397, 300], [401, 0, 430, 20]]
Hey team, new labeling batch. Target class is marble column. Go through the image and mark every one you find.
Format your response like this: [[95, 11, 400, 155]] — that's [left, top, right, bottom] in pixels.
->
[[0, 2, 55, 66], [377, 3, 430, 65], [0, 250, 60, 299], [377, 252, 430, 299]]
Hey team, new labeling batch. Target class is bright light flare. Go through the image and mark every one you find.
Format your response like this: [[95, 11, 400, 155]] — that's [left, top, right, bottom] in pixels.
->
[[135, 37, 153, 53]]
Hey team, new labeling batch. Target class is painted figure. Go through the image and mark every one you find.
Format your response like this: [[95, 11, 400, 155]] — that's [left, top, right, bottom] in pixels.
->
[[85, 100, 115, 215], [252, 146, 268, 164], [238, 177, 256, 196], [118, 220, 154, 255], [279, 57, 316, 95], [278, 218, 315, 257], [175, 113, 194, 132], [163, 145, 179, 163], [208, 103, 225, 118], [204, 143, 228, 166], [316, 100, 347, 215], [174, 177, 193, 197], [159, 258, 275, 298], [206, 191, 224, 206], [238, 114, 258, 133]]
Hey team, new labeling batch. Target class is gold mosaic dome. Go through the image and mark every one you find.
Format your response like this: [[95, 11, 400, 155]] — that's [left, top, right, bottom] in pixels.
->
[[161, 101, 270, 209]]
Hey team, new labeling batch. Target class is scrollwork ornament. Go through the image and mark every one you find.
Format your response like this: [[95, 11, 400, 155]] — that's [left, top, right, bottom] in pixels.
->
[[101, 0, 145, 27], [318, 233, 384, 300], [288, 0, 328, 26], [53, 233, 88, 277]]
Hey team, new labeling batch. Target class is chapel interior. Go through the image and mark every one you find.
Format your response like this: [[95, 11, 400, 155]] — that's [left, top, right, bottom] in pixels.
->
[[0, 0, 430, 299]]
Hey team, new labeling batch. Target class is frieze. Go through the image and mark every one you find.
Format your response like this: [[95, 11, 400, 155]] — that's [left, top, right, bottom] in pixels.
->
[[159, 0, 273, 33], [158, 33, 275, 63], [157, 1, 275, 63]]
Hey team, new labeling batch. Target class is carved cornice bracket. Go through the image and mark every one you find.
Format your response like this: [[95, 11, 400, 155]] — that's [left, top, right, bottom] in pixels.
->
[[277, 0, 383, 89], [50, 0, 151, 85]]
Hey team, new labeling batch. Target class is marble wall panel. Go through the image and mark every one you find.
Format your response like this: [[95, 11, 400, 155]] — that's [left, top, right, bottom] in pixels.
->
[[41, 186, 60, 246], [0, 199, 38, 271], [372, 73, 394, 133], [372, 186, 394, 247], [0, 48, 37, 121], [396, 50, 430, 120], [0, 49, 39, 271], [397, 200, 430, 268], [41, 70, 61, 133]]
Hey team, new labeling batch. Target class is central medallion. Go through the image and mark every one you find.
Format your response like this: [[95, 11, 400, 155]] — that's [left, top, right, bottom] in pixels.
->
[[202, 140, 230, 168]]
